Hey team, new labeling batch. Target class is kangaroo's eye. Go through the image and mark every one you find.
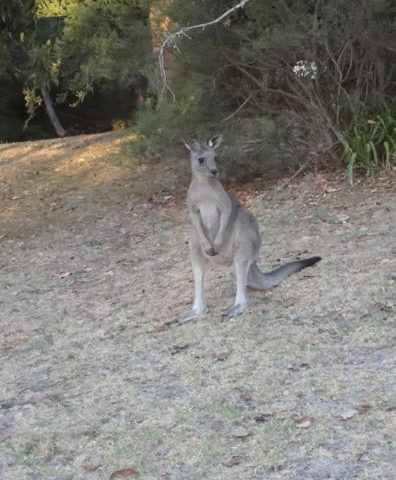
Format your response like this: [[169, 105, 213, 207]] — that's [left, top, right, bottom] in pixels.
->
[[198, 157, 205, 164]]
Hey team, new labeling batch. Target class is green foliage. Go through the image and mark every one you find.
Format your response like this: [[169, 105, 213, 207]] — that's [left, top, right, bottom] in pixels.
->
[[0, 0, 35, 36], [150, 0, 396, 182], [36, 0, 70, 17], [0, 0, 152, 137], [23, 87, 42, 117], [59, 0, 151, 93], [129, 77, 209, 156], [345, 109, 396, 184]]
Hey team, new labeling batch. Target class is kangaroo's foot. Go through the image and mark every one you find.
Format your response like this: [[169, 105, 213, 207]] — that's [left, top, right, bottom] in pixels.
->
[[168, 307, 208, 326], [222, 303, 246, 320]]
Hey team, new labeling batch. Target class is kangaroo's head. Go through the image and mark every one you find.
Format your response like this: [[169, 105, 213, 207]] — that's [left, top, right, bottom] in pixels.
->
[[183, 135, 223, 178]]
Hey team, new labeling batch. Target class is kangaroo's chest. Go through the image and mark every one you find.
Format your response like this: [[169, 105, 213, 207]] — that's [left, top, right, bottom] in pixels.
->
[[189, 180, 231, 242], [196, 200, 219, 240]]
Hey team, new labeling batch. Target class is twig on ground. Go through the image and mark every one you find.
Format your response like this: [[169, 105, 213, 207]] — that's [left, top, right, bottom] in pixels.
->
[[284, 140, 339, 185], [286, 157, 315, 184]]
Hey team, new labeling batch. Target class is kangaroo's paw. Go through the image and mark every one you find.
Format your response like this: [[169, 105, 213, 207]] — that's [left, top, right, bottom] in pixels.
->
[[169, 307, 208, 326], [222, 303, 246, 320]]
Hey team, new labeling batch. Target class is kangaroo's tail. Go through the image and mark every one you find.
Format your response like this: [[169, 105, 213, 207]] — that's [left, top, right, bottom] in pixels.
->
[[247, 256, 321, 290]]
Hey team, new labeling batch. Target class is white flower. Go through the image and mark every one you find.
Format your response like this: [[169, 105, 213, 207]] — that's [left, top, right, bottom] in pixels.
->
[[292, 60, 317, 80]]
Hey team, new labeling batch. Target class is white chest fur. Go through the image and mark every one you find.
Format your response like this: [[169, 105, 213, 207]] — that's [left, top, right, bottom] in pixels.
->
[[199, 201, 219, 241]]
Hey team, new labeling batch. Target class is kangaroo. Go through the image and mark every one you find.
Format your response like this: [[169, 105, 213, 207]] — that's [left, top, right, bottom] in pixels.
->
[[173, 134, 321, 324]]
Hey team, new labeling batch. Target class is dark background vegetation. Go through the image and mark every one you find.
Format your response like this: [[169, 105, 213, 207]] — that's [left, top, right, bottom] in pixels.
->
[[1, 0, 396, 182]]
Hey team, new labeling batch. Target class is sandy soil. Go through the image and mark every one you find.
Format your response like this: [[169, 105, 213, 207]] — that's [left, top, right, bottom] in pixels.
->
[[0, 132, 395, 480]]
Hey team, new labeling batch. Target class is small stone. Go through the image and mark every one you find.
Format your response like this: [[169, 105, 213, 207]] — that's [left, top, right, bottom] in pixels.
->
[[335, 213, 349, 224], [294, 416, 314, 428], [340, 409, 358, 420]]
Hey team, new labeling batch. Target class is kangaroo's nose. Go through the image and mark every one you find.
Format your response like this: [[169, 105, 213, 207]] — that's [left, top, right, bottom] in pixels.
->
[[210, 169, 218, 175]]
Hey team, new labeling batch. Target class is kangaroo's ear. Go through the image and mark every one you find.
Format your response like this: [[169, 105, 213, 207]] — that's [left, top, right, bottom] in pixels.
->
[[181, 138, 192, 152], [207, 134, 223, 150], [182, 138, 200, 152]]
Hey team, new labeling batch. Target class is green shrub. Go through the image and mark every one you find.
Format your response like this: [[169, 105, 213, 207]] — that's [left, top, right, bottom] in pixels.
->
[[127, 78, 217, 158], [344, 109, 396, 185]]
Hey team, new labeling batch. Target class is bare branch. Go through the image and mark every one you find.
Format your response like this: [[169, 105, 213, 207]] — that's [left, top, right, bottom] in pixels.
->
[[158, 0, 252, 103], [221, 94, 253, 123]]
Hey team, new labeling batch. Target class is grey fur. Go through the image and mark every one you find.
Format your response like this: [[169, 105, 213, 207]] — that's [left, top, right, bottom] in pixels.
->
[[171, 135, 321, 324]]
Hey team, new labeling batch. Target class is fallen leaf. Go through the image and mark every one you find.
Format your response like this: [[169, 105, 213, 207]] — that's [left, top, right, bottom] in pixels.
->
[[294, 416, 314, 428], [7, 335, 26, 346], [228, 426, 249, 438], [153, 321, 169, 332], [287, 362, 309, 372], [222, 455, 243, 467], [354, 403, 371, 413], [254, 413, 273, 423], [58, 271, 72, 279], [110, 467, 139, 479], [82, 464, 101, 472], [326, 187, 342, 193], [170, 344, 190, 355]]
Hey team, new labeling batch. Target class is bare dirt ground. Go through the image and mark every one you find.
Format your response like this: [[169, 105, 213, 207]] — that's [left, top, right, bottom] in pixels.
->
[[0, 132, 395, 480]]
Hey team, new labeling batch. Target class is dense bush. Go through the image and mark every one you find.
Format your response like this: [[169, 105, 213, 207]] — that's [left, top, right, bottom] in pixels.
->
[[0, 0, 152, 139], [134, 0, 396, 181], [345, 107, 396, 184]]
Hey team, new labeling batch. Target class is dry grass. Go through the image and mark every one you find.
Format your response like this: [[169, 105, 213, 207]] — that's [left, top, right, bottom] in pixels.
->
[[0, 132, 395, 479]]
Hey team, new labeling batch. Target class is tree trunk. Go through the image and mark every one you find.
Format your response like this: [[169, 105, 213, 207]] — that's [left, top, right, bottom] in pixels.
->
[[40, 86, 66, 137]]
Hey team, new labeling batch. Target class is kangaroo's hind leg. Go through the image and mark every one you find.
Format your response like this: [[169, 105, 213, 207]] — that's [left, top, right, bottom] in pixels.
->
[[172, 234, 208, 324], [222, 212, 259, 320], [223, 257, 252, 320]]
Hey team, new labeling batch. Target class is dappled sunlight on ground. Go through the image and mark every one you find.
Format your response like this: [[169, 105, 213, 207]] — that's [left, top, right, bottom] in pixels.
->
[[52, 132, 135, 178], [0, 131, 165, 237], [0, 131, 135, 179]]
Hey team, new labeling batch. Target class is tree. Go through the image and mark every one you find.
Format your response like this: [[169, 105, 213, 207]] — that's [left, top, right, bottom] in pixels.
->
[[0, 0, 153, 137]]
